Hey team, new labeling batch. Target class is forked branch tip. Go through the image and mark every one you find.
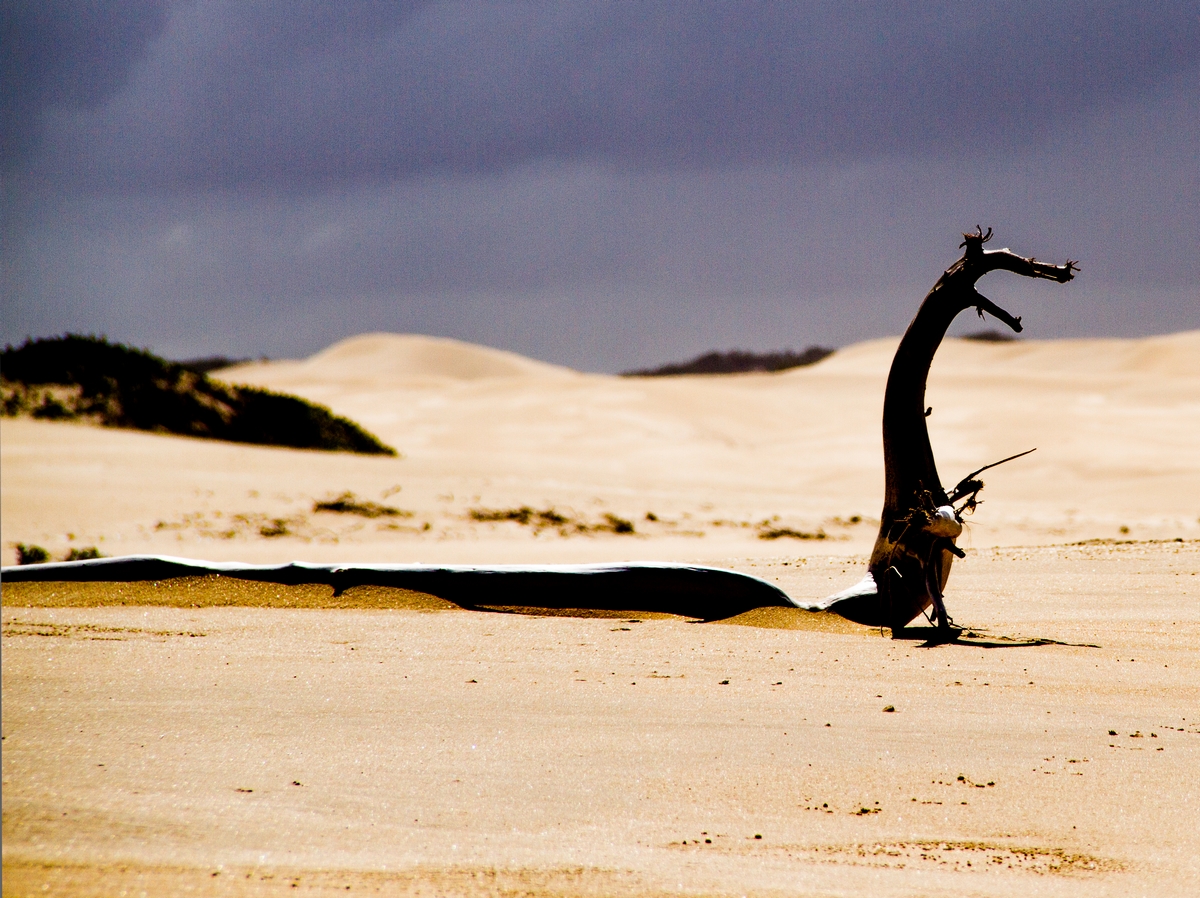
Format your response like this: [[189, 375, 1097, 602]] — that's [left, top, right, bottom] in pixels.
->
[[959, 225, 993, 248]]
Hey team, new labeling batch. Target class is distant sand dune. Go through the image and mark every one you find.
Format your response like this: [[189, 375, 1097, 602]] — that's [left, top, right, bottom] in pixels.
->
[[813, 330, 1200, 379], [220, 332, 576, 388], [4, 330, 1198, 568]]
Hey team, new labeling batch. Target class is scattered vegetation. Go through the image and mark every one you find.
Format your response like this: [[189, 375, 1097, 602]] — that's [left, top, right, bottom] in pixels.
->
[[758, 525, 828, 541], [461, 506, 859, 541], [622, 346, 834, 377], [65, 546, 104, 560], [470, 507, 569, 528], [313, 492, 412, 518], [14, 543, 50, 565], [2, 335, 395, 455], [13, 543, 104, 565], [815, 840, 1117, 875], [257, 519, 292, 538], [603, 513, 636, 534], [3, 619, 204, 639], [155, 511, 312, 541], [153, 499, 434, 541], [468, 506, 637, 536]]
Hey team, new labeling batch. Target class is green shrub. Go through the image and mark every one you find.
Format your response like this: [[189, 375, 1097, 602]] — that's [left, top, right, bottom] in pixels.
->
[[15, 544, 50, 565], [65, 546, 104, 560]]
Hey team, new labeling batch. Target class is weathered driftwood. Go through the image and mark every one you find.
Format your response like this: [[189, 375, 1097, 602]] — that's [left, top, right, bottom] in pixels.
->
[[828, 228, 1076, 631], [4, 237, 1075, 629]]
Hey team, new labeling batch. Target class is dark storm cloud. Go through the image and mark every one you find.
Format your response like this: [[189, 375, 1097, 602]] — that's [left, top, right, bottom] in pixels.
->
[[20, 0, 1200, 190], [0, 0, 170, 160], [4, 1, 1197, 370]]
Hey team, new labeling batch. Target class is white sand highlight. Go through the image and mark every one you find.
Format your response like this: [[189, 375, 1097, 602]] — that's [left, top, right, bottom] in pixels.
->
[[3, 330, 1199, 895]]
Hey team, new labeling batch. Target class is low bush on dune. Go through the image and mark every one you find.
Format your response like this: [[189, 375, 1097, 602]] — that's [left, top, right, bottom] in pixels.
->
[[1, 335, 395, 456], [65, 546, 104, 560], [12, 543, 104, 565], [15, 543, 50, 565]]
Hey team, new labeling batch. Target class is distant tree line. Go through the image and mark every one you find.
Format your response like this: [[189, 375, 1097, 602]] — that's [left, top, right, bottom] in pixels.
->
[[176, 355, 252, 374], [1, 335, 395, 456], [622, 346, 834, 377]]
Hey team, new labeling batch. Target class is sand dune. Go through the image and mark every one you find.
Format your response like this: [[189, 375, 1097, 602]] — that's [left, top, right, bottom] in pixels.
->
[[4, 329, 1200, 896], [821, 329, 1200, 378], [224, 328, 1200, 548], [3, 331, 1198, 570], [220, 331, 576, 389]]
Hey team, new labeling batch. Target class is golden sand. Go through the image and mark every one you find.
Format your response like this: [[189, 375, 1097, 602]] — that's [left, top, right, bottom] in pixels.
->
[[2, 576, 863, 631], [1, 576, 454, 612], [3, 332, 1199, 896]]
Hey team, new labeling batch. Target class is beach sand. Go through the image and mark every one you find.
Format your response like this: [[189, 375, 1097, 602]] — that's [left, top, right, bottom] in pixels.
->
[[3, 331, 1199, 896]]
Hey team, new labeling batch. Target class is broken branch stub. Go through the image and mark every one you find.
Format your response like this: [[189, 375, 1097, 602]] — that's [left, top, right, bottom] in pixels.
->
[[850, 229, 1076, 631]]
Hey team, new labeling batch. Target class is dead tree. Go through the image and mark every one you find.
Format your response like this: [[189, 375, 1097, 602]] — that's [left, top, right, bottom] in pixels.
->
[[864, 228, 1076, 632]]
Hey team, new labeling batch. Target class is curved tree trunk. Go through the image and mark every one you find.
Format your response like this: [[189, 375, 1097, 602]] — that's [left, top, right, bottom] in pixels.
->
[[867, 229, 1076, 631]]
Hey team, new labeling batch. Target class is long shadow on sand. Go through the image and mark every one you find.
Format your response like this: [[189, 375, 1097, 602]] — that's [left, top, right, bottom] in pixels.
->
[[891, 626, 1101, 649]]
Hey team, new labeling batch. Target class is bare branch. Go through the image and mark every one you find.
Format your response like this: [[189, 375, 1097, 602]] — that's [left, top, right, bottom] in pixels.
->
[[959, 225, 993, 248], [971, 290, 1023, 333], [979, 249, 1077, 283]]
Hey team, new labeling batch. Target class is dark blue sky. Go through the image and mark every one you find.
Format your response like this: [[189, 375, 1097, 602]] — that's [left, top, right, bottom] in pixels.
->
[[3, 1, 1197, 370]]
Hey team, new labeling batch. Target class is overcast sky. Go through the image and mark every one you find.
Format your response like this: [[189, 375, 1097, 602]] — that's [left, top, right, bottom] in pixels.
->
[[3, 1, 1197, 371]]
